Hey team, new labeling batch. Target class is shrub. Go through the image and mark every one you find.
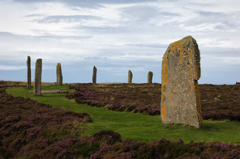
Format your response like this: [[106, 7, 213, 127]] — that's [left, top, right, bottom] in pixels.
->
[[118, 106, 126, 111], [91, 130, 122, 146], [127, 105, 137, 112]]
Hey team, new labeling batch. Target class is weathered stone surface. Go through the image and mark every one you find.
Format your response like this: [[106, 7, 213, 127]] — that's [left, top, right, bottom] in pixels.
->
[[29, 90, 68, 93], [148, 71, 153, 84], [26, 56, 31, 89], [92, 66, 97, 84], [128, 70, 133, 84], [56, 63, 63, 85], [161, 36, 202, 129], [34, 59, 42, 96]]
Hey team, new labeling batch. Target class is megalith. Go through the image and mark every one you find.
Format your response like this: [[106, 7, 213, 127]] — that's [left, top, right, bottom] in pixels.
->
[[34, 59, 42, 96], [56, 63, 63, 85], [128, 70, 133, 84], [92, 66, 97, 84], [148, 71, 153, 84], [161, 36, 202, 129], [26, 56, 31, 89]]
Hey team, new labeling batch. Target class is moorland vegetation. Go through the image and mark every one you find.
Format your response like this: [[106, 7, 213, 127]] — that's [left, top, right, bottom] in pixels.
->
[[1, 80, 240, 158]]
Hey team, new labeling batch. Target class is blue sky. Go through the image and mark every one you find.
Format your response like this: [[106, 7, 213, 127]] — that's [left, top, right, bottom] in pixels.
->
[[0, 0, 240, 84]]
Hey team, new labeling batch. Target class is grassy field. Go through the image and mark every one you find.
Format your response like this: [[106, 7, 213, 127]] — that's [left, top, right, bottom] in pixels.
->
[[6, 84, 240, 145]]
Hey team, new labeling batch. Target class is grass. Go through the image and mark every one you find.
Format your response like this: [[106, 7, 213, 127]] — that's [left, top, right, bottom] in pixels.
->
[[5, 84, 240, 145]]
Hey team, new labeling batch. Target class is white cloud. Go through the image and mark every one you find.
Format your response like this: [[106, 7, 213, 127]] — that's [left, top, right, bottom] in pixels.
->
[[0, 0, 239, 84]]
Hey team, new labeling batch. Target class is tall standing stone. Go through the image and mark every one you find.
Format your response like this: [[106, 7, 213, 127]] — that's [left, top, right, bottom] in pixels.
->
[[56, 63, 63, 85], [34, 59, 42, 96], [161, 36, 202, 129], [148, 71, 153, 84], [26, 56, 31, 89], [92, 66, 97, 84], [128, 70, 133, 84]]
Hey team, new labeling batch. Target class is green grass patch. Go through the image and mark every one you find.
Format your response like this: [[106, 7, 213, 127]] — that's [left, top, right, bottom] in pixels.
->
[[6, 85, 240, 145]]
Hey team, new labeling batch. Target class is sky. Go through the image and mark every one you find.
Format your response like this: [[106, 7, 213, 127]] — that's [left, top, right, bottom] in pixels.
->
[[0, 0, 240, 84]]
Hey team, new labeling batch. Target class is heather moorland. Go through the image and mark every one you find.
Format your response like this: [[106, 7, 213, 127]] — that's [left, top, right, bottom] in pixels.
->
[[1, 80, 240, 158]]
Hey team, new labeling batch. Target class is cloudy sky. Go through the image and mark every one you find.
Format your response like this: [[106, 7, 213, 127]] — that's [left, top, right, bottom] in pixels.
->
[[0, 0, 240, 84]]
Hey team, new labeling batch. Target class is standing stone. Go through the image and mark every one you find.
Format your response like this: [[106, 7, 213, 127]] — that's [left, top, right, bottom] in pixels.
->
[[34, 59, 42, 96], [26, 56, 31, 89], [128, 70, 133, 84], [92, 66, 97, 84], [148, 71, 153, 84], [56, 63, 63, 85], [161, 36, 202, 129]]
